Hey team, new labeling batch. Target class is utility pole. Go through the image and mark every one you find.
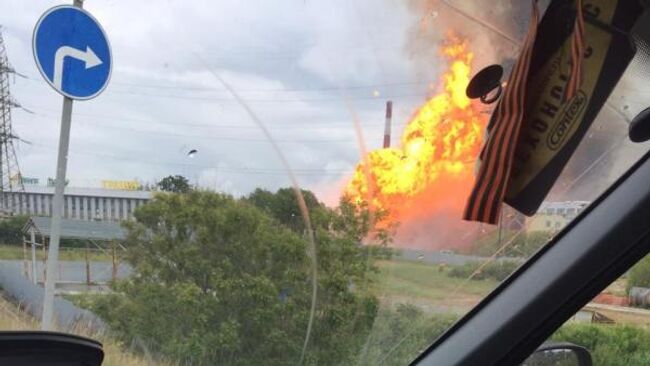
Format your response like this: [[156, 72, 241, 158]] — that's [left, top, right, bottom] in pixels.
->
[[0, 26, 26, 215], [383, 101, 392, 148]]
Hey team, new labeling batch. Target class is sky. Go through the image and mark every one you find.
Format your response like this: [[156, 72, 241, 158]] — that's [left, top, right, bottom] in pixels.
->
[[1, 0, 421, 200], [1, 0, 648, 205]]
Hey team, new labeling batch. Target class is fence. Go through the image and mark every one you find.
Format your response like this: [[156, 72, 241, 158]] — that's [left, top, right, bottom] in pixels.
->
[[20, 242, 128, 290], [0, 260, 107, 333]]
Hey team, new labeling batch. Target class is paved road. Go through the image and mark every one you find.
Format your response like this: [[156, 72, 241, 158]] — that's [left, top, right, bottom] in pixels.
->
[[397, 248, 523, 265]]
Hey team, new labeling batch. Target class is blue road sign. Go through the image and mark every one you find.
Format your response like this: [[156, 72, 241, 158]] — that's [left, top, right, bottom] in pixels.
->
[[33, 6, 111, 100]]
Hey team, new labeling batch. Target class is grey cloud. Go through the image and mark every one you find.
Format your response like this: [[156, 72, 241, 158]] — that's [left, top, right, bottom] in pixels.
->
[[2, 0, 459, 200]]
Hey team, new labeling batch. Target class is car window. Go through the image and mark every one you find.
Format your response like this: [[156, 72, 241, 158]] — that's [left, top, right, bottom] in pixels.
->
[[526, 253, 650, 366], [0, 1, 648, 366]]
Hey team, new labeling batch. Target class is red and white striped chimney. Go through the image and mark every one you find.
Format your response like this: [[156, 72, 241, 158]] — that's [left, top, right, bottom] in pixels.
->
[[383, 100, 392, 148]]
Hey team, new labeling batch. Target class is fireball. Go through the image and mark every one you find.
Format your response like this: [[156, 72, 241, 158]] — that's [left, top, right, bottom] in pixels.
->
[[345, 37, 487, 227]]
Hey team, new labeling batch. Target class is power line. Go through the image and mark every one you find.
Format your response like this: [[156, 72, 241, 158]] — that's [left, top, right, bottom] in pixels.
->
[[26, 108, 410, 130], [19, 75, 435, 103], [26, 114, 374, 143], [27, 142, 352, 176], [20, 72, 431, 93], [437, 0, 521, 46], [107, 80, 432, 94], [102, 89, 429, 103]]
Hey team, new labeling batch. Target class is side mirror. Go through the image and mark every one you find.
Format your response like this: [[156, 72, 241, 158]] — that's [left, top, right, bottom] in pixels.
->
[[0, 331, 104, 365], [521, 342, 592, 366], [629, 107, 650, 143]]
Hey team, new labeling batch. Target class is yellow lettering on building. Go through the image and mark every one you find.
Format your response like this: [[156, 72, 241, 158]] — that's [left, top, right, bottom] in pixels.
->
[[101, 180, 141, 190]]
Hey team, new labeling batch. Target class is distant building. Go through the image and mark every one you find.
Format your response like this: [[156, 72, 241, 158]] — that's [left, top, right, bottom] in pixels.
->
[[527, 201, 590, 232], [1, 186, 152, 221]]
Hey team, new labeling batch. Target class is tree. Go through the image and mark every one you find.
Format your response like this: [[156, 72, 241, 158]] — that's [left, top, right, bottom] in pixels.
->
[[245, 188, 323, 234], [157, 175, 190, 193], [246, 188, 395, 248], [91, 190, 385, 365]]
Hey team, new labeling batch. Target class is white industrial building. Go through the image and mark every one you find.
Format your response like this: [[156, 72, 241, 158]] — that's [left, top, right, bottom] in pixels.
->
[[538, 201, 590, 220], [1, 186, 152, 221], [528, 201, 591, 232]]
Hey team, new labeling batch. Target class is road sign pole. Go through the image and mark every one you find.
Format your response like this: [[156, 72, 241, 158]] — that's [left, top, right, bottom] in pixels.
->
[[41, 96, 73, 330], [33, 0, 109, 331]]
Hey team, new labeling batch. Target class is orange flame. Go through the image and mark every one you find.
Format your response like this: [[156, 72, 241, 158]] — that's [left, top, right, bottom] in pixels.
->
[[345, 37, 487, 230]]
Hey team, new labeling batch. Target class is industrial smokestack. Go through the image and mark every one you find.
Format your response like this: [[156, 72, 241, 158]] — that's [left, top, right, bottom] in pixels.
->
[[383, 100, 392, 148]]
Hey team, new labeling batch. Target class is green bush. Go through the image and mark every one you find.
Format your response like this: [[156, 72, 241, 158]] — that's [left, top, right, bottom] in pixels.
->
[[552, 323, 650, 366], [359, 313, 650, 366], [469, 230, 551, 258], [0, 215, 89, 248], [87, 190, 388, 366], [447, 260, 520, 281], [0, 215, 28, 245], [356, 304, 457, 366], [358, 311, 650, 366], [628, 255, 650, 292]]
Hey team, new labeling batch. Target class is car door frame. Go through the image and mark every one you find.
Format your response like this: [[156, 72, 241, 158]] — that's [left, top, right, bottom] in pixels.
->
[[411, 149, 650, 366]]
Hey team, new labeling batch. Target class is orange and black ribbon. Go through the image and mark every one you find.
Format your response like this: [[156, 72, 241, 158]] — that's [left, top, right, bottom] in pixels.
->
[[464, 0, 584, 224]]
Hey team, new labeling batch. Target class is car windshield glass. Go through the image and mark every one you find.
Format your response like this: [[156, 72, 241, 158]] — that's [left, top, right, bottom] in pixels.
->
[[0, 1, 649, 365]]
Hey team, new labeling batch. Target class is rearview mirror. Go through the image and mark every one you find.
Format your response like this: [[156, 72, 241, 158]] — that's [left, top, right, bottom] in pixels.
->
[[0, 331, 103, 365], [521, 342, 592, 366]]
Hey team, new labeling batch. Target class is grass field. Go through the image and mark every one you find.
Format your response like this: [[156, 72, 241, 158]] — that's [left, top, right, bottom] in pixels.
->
[[0, 244, 115, 262], [0, 292, 171, 366], [0, 256, 645, 365], [370, 259, 499, 314]]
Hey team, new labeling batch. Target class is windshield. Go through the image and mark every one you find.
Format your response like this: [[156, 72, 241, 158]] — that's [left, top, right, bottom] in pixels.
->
[[0, 1, 649, 365]]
